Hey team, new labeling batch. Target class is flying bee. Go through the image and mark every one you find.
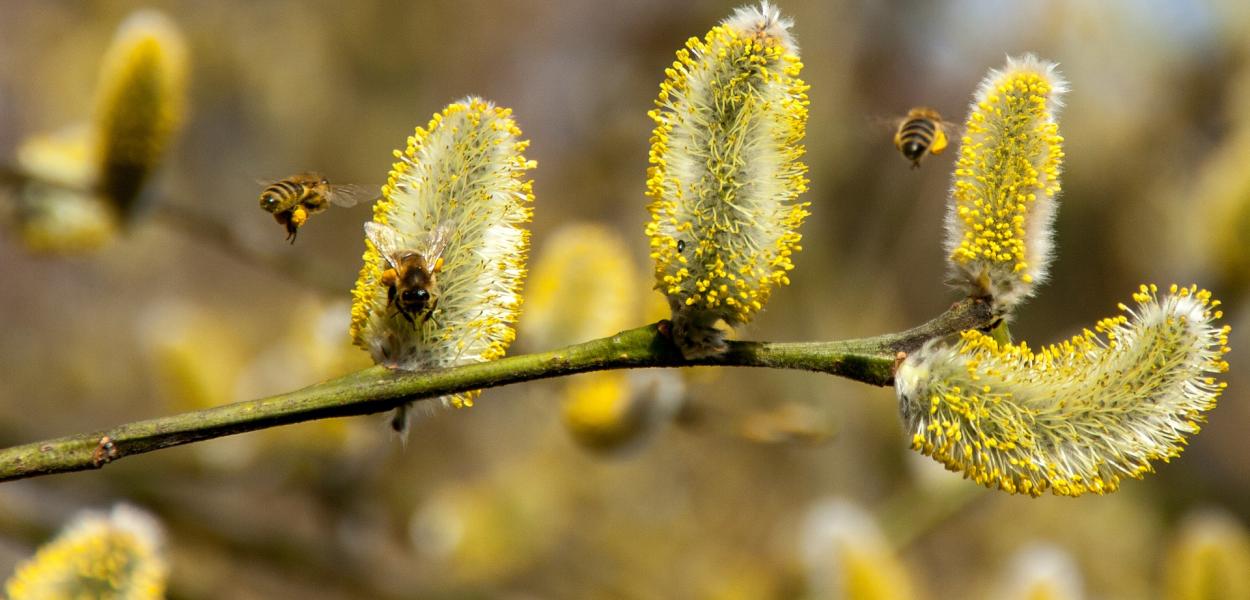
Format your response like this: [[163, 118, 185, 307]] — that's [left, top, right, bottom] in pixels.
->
[[258, 172, 371, 243], [364, 221, 452, 325], [891, 107, 955, 169]]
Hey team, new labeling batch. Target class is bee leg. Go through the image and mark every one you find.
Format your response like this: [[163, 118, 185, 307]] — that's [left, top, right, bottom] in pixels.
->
[[287, 207, 308, 243], [420, 299, 438, 324], [399, 308, 416, 326]]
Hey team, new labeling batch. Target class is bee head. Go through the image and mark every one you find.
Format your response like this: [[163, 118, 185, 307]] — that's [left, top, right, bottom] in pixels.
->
[[401, 288, 430, 306], [259, 193, 281, 211]]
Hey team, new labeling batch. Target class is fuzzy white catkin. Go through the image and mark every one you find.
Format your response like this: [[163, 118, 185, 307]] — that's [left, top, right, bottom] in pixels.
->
[[645, 1, 810, 358], [945, 54, 1066, 314], [350, 97, 534, 431], [896, 284, 1229, 497]]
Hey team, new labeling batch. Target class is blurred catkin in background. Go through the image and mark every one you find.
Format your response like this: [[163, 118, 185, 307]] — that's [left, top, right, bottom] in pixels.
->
[[1, 2, 1249, 599]]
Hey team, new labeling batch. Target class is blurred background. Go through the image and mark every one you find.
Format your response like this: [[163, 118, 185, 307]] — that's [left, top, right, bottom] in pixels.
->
[[1, 0, 1250, 597]]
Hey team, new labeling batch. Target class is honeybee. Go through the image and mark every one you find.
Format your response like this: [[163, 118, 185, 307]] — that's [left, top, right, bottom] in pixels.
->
[[364, 221, 452, 325], [258, 173, 371, 243], [892, 107, 953, 168]]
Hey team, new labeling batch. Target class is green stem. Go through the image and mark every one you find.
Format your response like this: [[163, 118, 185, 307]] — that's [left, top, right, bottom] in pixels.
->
[[0, 299, 992, 483]]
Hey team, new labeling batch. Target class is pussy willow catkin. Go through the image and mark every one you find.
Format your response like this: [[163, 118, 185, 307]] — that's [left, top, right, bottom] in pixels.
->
[[896, 284, 1229, 497], [351, 97, 534, 431], [945, 54, 1066, 314], [645, 1, 810, 357]]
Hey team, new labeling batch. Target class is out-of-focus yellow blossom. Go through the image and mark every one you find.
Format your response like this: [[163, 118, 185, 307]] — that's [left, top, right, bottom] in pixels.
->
[[8, 9, 187, 253], [1164, 510, 1250, 600], [12, 125, 115, 253], [562, 369, 686, 454], [408, 470, 563, 586], [5, 505, 167, 600], [139, 301, 247, 412], [520, 222, 638, 350], [94, 9, 188, 217], [996, 544, 1085, 600], [799, 498, 916, 600]]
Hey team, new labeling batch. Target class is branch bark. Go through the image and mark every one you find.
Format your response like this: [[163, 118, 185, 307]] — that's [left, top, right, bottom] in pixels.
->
[[0, 298, 992, 483]]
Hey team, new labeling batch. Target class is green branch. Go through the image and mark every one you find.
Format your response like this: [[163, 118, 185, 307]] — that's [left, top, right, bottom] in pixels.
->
[[0, 298, 992, 483]]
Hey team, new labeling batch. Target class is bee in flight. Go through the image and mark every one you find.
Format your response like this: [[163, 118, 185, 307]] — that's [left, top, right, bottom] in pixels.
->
[[892, 107, 954, 169], [364, 221, 452, 325], [258, 172, 371, 243]]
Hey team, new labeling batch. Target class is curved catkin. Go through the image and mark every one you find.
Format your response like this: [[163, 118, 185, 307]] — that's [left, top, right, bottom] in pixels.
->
[[94, 9, 188, 218], [644, 1, 810, 358], [895, 284, 1230, 497], [945, 54, 1066, 314], [350, 97, 534, 426], [5, 505, 167, 600]]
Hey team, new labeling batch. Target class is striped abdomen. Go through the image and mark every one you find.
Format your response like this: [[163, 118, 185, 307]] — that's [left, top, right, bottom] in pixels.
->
[[893, 108, 948, 167], [259, 178, 312, 214]]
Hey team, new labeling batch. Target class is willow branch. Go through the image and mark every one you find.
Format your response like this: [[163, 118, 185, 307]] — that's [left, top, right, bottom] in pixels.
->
[[0, 299, 992, 483]]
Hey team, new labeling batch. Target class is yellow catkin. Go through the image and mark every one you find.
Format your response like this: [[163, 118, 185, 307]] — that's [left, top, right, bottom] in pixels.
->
[[800, 499, 916, 600], [520, 222, 638, 350], [996, 545, 1085, 600], [94, 9, 188, 217], [350, 97, 534, 430], [644, 1, 810, 357], [945, 54, 1066, 314], [5, 505, 167, 600], [896, 284, 1229, 497], [1163, 510, 1250, 600]]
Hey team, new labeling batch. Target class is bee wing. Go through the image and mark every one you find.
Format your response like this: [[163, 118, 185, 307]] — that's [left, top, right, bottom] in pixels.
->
[[325, 184, 377, 208], [939, 118, 965, 139], [420, 221, 454, 264], [364, 221, 407, 269], [867, 114, 905, 129]]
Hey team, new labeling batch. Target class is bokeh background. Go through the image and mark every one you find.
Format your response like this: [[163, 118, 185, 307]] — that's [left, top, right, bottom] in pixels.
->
[[2, 0, 1250, 598]]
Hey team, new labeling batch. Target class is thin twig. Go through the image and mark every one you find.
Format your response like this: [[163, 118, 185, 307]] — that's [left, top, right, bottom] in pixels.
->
[[150, 202, 349, 295], [0, 299, 992, 483], [0, 163, 350, 295]]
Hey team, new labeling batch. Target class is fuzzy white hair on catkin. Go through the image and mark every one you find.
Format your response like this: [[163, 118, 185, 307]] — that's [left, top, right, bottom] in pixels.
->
[[722, 1, 798, 53]]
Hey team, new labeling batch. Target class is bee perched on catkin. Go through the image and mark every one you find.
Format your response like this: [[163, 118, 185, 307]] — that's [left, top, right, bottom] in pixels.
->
[[350, 97, 534, 433], [644, 1, 810, 358], [945, 54, 1066, 315], [896, 284, 1230, 497]]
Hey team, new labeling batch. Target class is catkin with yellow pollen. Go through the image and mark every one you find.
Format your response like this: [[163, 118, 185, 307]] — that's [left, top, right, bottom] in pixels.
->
[[644, 1, 810, 358], [896, 284, 1230, 497], [94, 9, 188, 217], [350, 97, 534, 432], [5, 505, 167, 600], [945, 54, 1066, 314]]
